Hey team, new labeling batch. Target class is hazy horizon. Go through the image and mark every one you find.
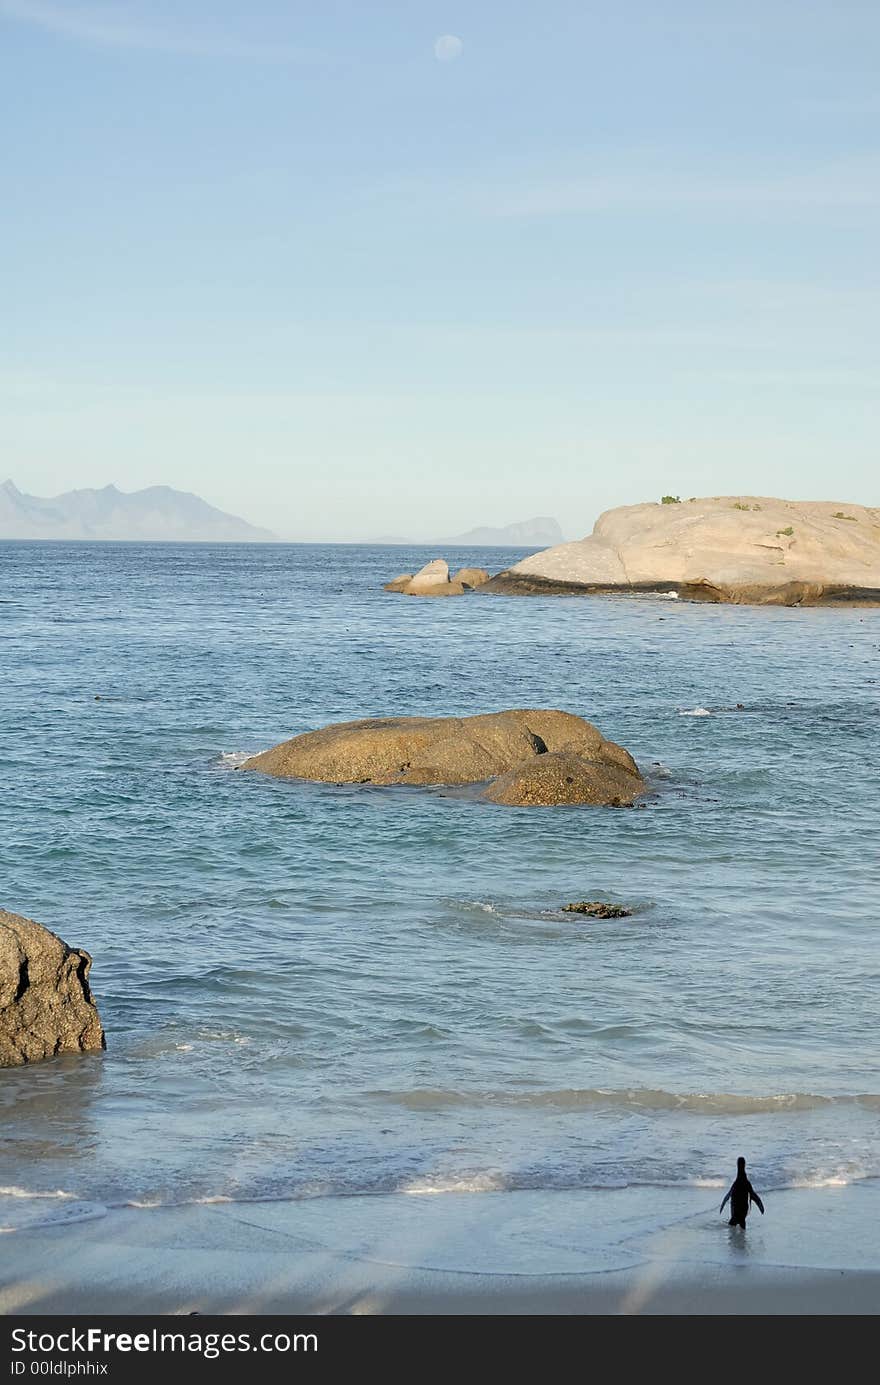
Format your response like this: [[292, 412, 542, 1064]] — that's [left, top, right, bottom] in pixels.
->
[[3, 2, 879, 541], [6, 477, 880, 546], [0, 475, 572, 543]]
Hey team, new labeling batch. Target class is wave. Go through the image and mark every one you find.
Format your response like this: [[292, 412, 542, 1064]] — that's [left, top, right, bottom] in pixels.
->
[[8, 1150, 877, 1217], [0, 1190, 107, 1233], [399, 1172, 507, 1195], [789, 1173, 852, 1188], [128, 1027, 253, 1059], [216, 750, 255, 768], [679, 707, 712, 717], [367, 1087, 880, 1116], [0, 1185, 75, 1200], [10, 1167, 875, 1215]]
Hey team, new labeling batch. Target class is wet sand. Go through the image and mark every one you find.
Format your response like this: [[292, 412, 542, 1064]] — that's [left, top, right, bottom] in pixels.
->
[[2, 1184, 878, 1315]]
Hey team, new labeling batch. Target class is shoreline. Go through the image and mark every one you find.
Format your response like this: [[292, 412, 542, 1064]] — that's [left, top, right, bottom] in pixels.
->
[[480, 570, 880, 606], [3, 1184, 878, 1315]]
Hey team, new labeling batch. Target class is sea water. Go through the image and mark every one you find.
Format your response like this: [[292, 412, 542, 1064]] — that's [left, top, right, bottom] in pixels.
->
[[1, 541, 878, 1229]]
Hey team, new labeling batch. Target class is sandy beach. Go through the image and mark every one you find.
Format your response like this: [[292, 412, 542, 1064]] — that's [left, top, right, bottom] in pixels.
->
[[2, 1184, 878, 1315]]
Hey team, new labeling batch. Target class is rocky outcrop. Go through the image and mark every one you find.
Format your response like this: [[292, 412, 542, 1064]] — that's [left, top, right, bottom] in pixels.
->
[[0, 909, 105, 1068], [383, 559, 490, 596], [243, 709, 644, 806], [484, 497, 880, 606]]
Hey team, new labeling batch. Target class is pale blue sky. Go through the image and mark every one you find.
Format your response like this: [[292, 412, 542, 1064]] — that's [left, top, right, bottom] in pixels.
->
[[2, 1, 878, 539]]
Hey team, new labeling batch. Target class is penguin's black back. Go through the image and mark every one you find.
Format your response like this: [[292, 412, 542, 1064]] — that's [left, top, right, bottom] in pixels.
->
[[730, 1177, 749, 1218], [729, 1171, 750, 1224]]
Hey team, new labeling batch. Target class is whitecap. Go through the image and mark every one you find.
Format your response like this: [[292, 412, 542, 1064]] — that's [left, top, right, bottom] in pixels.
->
[[679, 707, 712, 716], [789, 1173, 851, 1189], [0, 1185, 74, 1200], [400, 1172, 506, 1195], [196, 1029, 252, 1045], [217, 751, 254, 768]]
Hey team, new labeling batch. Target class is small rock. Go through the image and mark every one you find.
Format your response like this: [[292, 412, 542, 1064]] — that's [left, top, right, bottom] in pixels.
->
[[452, 567, 491, 590], [405, 558, 454, 594], [383, 573, 414, 593], [561, 901, 632, 918], [384, 559, 480, 597]]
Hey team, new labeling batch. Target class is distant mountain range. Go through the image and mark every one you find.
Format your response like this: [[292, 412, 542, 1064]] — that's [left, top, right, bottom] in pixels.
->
[[442, 517, 564, 546], [0, 481, 275, 542], [376, 518, 565, 546]]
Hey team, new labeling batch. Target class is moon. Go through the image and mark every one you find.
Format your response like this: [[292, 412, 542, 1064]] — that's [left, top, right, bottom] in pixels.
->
[[433, 34, 463, 62]]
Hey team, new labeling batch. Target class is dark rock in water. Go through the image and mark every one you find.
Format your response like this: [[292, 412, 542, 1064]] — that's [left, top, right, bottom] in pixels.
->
[[243, 709, 645, 808], [561, 901, 632, 918], [0, 908, 105, 1067]]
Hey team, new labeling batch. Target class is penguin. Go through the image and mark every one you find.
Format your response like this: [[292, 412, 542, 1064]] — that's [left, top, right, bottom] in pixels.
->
[[720, 1156, 765, 1229]]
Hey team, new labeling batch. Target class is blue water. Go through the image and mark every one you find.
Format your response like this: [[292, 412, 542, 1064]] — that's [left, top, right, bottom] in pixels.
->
[[1, 542, 878, 1217]]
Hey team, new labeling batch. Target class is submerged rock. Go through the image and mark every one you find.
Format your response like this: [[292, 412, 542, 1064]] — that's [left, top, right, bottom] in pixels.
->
[[561, 901, 632, 918], [484, 496, 880, 606], [0, 908, 105, 1068], [243, 709, 645, 807]]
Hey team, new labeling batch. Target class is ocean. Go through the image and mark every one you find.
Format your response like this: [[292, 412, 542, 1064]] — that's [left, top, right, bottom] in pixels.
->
[[1, 540, 878, 1233]]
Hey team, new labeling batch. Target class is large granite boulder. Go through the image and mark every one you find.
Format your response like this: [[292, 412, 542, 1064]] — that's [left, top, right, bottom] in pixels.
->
[[243, 709, 644, 806], [0, 909, 105, 1068], [484, 497, 880, 605]]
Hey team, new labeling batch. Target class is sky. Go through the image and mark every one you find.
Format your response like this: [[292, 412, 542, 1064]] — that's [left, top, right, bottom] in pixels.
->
[[2, 1, 879, 540]]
